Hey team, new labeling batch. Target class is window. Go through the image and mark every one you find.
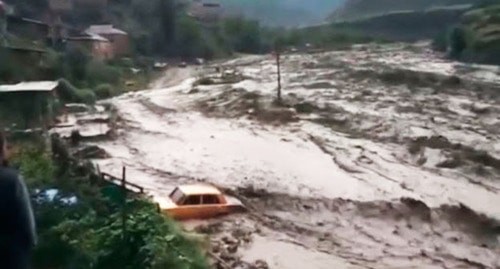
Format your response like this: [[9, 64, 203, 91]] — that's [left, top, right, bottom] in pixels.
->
[[202, 195, 220, 205], [183, 195, 201, 205], [169, 188, 185, 204]]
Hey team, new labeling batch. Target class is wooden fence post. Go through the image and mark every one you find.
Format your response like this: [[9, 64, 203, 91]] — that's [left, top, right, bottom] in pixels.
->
[[121, 166, 127, 237]]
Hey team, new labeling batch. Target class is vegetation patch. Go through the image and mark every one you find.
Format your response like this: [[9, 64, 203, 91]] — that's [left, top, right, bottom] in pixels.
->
[[10, 137, 209, 269]]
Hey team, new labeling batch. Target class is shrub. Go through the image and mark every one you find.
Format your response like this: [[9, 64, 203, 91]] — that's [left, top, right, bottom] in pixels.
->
[[63, 47, 90, 81], [77, 89, 97, 104], [432, 31, 448, 52], [86, 61, 121, 85], [12, 146, 209, 269], [56, 79, 96, 104], [94, 84, 115, 99], [449, 26, 467, 58]]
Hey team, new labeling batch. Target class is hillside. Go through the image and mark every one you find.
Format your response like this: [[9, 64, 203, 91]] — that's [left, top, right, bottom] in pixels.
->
[[329, 0, 481, 22], [458, 4, 500, 63], [219, 0, 343, 27], [322, 6, 471, 42]]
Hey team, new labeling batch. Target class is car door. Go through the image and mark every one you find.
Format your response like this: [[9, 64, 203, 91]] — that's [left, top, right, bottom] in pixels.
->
[[201, 194, 225, 217], [180, 194, 203, 219]]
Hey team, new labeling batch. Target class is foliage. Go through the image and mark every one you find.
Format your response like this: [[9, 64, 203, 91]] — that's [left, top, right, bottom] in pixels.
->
[[62, 47, 91, 82], [86, 61, 122, 86], [432, 31, 449, 52], [94, 84, 115, 99], [14, 146, 55, 187], [449, 26, 467, 58], [433, 4, 500, 64], [175, 16, 206, 58], [222, 17, 264, 54], [10, 142, 209, 269], [57, 79, 96, 104]]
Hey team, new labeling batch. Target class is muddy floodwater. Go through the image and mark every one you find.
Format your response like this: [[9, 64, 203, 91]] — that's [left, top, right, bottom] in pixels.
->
[[56, 42, 500, 268]]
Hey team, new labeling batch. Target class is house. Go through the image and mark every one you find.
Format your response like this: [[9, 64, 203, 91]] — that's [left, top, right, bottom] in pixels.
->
[[0, 46, 46, 80], [84, 24, 129, 56], [0, 1, 6, 40], [6, 15, 50, 41], [74, 0, 108, 8], [0, 81, 59, 128], [67, 34, 114, 60], [187, 1, 223, 24], [49, 0, 73, 12]]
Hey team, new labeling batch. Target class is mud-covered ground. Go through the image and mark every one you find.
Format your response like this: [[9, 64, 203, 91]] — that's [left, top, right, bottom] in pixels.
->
[[55, 42, 500, 268]]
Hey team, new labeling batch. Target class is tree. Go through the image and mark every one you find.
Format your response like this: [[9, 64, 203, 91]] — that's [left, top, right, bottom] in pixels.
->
[[449, 26, 467, 58], [159, 0, 176, 55], [176, 16, 204, 58], [223, 17, 263, 53]]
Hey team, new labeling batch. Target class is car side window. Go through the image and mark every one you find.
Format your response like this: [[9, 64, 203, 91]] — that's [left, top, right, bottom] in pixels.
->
[[202, 195, 220, 205], [183, 195, 201, 205]]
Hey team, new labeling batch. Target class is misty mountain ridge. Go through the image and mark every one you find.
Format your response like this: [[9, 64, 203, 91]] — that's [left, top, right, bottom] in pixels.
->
[[218, 0, 344, 27]]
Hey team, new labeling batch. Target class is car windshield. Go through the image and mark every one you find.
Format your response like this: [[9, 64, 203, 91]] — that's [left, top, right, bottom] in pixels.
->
[[169, 188, 185, 204]]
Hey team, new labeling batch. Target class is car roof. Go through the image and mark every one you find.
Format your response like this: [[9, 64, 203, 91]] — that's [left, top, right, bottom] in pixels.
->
[[177, 184, 222, 195]]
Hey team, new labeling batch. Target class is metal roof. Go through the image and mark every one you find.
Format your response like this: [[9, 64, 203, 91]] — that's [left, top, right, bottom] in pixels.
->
[[85, 24, 127, 36], [0, 81, 59, 93], [68, 33, 110, 42], [178, 184, 222, 195]]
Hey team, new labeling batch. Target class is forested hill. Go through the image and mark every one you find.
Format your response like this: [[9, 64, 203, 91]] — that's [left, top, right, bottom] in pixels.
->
[[219, 0, 343, 27], [328, 0, 483, 21]]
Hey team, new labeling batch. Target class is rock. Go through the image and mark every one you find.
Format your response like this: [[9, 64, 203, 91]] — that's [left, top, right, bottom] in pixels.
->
[[70, 130, 81, 146], [227, 244, 238, 253], [222, 236, 237, 245], [470, 103, 491, 114], [65, 103, 90, 113], [294, 102, 317, 113], [253, 260, 269, 269], [74, 145, 109, 159], [436, 154, 462, 168]]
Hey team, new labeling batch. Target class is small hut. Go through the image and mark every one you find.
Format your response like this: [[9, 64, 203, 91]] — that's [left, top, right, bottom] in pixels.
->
[[0, 81, 59, 129]]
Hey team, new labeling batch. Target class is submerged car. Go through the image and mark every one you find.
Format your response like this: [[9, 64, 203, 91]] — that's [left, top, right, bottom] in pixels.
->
[[157, 185, 246, 220]]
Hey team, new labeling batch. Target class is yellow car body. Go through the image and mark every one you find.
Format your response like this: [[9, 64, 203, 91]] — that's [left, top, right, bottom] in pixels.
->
[[157, 185, 245, 220]]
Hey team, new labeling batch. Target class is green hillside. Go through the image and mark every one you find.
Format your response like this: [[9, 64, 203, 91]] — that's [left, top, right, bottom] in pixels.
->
[[329, 0, 481, 21], [219, 0, 343, 27], [460, 4, 500, 63]]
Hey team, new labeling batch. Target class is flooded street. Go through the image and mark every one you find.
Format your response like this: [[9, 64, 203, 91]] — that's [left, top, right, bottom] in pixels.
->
[[66, 42, 500, 268]]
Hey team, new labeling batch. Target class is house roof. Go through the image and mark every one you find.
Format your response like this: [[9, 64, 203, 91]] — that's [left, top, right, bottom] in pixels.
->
[[68, 33, 110, 42], [0, 81, 59, 93], [7, 15, 48, 26], [177, 184, 222, 195], [85, 24, 127, 36]]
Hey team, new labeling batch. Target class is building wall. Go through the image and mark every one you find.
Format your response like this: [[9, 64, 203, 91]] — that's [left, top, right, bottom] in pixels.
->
[[100, 33, 129, 56], [67, 39, 114, 60], [49, 0, 73, 12], [6, 17, 49, 40], [74, 0, 107, 8]]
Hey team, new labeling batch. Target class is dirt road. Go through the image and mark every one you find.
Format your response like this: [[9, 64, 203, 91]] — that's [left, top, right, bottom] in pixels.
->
[[84, 42, 499, 268]]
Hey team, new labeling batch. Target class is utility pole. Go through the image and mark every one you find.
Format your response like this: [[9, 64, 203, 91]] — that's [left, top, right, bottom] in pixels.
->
[[121, 166, 127, 237], [275, 48, 282, 102]]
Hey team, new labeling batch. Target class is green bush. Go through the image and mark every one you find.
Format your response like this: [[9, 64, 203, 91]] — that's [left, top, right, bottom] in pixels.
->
[[449, 26, 467, 58], [63, 47, 91, 81], [77, 89, 97, 104], [13, 144, 209, 269], [56, 79, 96, 104], [94, 84, 115, 99], [86, 61, 121, 85], [432, 31, 448, 52]]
